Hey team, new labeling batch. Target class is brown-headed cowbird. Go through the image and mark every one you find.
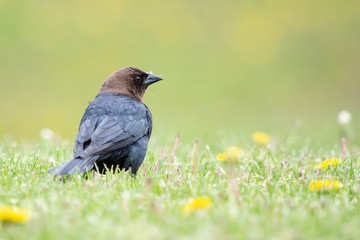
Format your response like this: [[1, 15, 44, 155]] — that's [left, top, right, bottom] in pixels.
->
[[48, 67, 162, 175]]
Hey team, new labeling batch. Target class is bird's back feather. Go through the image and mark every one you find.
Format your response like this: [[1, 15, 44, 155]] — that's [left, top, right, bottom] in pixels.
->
[[48, 93, 152, 176]]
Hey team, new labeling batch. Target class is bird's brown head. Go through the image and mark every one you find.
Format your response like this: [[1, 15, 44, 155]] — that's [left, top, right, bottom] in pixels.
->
[[98, 67, 162, 102]]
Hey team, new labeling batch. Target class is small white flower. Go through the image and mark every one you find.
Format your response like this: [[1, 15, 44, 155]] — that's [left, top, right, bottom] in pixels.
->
[[338, 110, 351, 125]]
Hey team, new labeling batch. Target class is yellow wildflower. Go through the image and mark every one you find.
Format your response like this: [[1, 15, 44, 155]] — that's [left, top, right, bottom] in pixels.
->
[[226, 146, 242, 161], [309, 179, 341, 192], [252, 132, 270, 145], [182, 197, 212, 215], [0, 205, 30, 223], [216, 153, 227, 161], [314, 159, 341, 170], [216, 146, 242, 162]]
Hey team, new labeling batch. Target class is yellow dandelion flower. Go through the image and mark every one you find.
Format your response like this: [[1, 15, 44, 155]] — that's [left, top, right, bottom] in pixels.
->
[[182, 197, 212, 215], [309, 179, 341, 192], [216, 146, 242, 162], [216, 153, 227, 161], [0, 205, 30, 223], [252, 132, 270, 145], [226, 146, 242, 161], [314, 159, 341, 170]]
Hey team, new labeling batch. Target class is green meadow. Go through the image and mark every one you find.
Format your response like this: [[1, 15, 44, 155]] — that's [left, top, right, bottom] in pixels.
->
[[1, 134, 360, 239], [1, 0, 360, 239]]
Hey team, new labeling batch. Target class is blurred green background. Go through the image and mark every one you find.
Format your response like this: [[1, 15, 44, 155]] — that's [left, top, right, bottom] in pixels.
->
[[1, 0, 359, 144]]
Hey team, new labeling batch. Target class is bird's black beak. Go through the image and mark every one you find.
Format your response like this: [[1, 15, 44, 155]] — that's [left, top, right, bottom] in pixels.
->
[[144, 73, 162, 87]]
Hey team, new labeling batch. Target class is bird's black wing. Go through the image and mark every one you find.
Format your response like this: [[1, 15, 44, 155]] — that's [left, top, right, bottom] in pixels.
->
[[73, 95, 151, 159], [48, 94, 152, 175]]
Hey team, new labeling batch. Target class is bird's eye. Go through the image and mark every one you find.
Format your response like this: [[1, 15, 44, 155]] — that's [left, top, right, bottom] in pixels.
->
[[135, 76, 142, 83]]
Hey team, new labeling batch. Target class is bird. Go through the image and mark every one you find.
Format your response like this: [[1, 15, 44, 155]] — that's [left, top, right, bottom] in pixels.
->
[[48, 67, 162, 176]]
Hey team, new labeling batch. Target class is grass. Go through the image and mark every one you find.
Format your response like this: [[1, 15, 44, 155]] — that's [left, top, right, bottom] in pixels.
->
[[0, 133, 359, 240]]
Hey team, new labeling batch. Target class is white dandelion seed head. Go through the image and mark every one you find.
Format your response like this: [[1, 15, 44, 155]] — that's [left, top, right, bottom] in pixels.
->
[[338, 110, 351, 125]]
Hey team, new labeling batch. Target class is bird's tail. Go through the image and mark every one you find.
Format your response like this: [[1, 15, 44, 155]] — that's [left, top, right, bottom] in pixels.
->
[[48, 156, 99, 176]]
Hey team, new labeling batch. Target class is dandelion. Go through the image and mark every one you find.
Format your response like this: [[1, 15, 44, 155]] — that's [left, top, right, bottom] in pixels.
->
[[182, 197, 212, 215], [338, 110, 351, 125], [226, 146, 242, 161], [252, 132, 270, 145], [216, 146, 242, 162], [314, 159, 341, 170], [338, 110, 353, 141], [309, 179, 341, 192], [216, 153, 227, 161], [0, 205, 30, 223]]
